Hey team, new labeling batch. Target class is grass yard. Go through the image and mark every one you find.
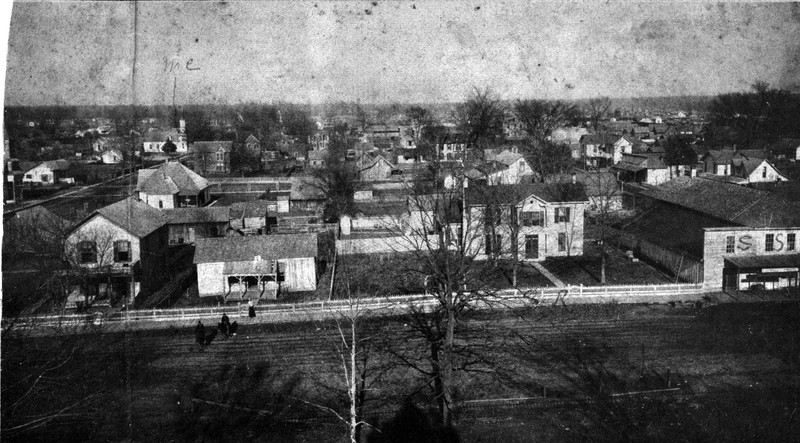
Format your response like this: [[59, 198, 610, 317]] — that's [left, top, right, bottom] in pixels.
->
[[545, 240, 674, 286]]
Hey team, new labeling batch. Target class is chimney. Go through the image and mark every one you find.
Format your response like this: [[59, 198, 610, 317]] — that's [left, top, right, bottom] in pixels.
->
[[179, 119, 186, 133], [572, 173, 577, 184]]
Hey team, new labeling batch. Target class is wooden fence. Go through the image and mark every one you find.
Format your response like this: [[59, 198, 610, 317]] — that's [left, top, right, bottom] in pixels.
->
[[611, 228, 704, 283], [6, 283, 705, 330]]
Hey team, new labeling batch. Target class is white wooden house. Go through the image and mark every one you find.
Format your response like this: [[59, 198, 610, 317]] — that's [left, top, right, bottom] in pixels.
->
[[135, 161, 211, 209], [464, 183, 589, 260], [194, 233, 319, 299], [64, 197, 170, 308], [22, 160, 72, 185]]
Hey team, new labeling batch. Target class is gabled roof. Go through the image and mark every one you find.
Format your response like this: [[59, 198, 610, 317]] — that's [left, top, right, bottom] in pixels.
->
[[136, 162, 210, 196], [143, 128, 181, 143], [614, 153, 667, 171], [194, 233, 318, 264], [545, 172, 621, 198], [4, 205, 69, 232], [37, 160, 71, 171], [487, 150, 524, 167], [245, 134, 260, 144], [466, 183, 588, 206], [703, 149, 768, 164], [162, 207, 231, 224], [359, 154, 393, 172], [640, 177, 800, 227], [83, 196, 169, 238], [19, 161, 38, 173], [190, 141, 233, 153], [733, 158, 789, 180], [580, 133, 617, 145]]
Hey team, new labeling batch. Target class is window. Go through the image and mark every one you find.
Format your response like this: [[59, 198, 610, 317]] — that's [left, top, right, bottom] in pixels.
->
[[78, 241, 97, 264], [725, 235, 735, 254], [485, 205, 502, 227], [485, 234, 502, 255], [41, 174, 50, 183], [558, 233, 567, 252], [788, 233, 796, 251], [521, 211, 544, 227], [114, 240, 131, 262], [554, 207, 571, 223], [25, 174, 32, 179], [765, 233, 774, 252], [216, 150, 224, 161], [158, 200, 164, 209], [762, 166, 767, 178]]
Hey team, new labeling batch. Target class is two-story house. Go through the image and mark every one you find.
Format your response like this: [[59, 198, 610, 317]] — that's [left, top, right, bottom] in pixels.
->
[[190, 141, 232, 174], [465, 150, 535, 185], [308, 131, 330, 151], [135, 161, 211, 209], [464, 183, 589, 260], [64, 197, 170, 308]]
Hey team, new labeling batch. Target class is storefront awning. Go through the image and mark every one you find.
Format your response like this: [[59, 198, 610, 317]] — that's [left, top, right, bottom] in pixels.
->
[[724, 253, 800, 270]]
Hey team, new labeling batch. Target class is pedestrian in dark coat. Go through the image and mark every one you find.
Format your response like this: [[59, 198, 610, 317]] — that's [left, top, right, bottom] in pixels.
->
[[248, 300, 256, 318], [221, 313, 230, 327], [195, 321, 205, 346]]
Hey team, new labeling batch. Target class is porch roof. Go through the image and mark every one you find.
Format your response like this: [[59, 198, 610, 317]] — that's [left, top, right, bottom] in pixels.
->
[[223, 261, 278, 275]]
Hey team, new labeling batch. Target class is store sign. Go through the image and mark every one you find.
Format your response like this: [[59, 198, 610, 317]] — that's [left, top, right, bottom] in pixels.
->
[[762, 267, 799, 273]]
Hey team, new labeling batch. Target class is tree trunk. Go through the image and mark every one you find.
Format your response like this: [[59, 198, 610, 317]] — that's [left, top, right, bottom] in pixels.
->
[[349, 320, 358, 443], [600, 249, 607, 285], [441, 289, 456, 426]]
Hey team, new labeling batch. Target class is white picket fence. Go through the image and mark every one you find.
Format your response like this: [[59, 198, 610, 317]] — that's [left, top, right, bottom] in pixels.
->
[[5, 283, 705, 329]]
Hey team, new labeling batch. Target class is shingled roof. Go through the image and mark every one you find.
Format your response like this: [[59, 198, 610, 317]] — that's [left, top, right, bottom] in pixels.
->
[[641, 177, 800, 227], [162, 207, 231, 224], [136, 162, 210, 196], [84, 197, 169, 238], [466, 183, 588, 206], [190, 141, 233, 153], [194, 233, 318, 264]]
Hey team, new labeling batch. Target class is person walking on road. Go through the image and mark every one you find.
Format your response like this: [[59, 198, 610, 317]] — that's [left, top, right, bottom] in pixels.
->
[[195, 321, 205, 347], [248, 299, 256, 319]]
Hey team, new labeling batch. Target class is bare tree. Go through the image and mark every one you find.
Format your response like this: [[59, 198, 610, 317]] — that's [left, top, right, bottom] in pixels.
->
[[454, 87, 506, 154], [403, 105, 435, 146], [586, 96, 612, 131], [514, 99, 578, 142], [306, 154, 363, 223]]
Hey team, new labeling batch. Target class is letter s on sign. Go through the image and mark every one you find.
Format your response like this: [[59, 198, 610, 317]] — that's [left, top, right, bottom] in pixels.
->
[[737, 235, 752, 251], [774, 233, 785, 251]]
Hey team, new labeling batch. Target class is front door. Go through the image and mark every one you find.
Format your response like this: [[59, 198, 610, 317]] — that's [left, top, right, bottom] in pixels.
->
[[525, 235, 539, 259]]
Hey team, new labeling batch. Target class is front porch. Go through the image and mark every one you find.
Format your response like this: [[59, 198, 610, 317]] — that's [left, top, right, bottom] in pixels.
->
[[222, 260, 284, 302]]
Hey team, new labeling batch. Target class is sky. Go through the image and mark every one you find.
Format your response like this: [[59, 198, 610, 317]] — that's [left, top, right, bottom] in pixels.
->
[[3, 1, 800, 106]]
